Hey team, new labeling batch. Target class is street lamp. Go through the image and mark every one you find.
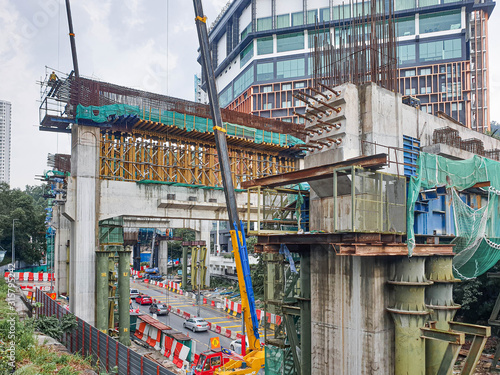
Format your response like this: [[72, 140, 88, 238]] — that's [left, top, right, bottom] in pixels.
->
[[12, 219, 18, 269]]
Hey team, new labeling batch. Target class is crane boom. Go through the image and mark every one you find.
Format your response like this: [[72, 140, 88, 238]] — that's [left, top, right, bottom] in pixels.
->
[[192, 0, 262, 355]]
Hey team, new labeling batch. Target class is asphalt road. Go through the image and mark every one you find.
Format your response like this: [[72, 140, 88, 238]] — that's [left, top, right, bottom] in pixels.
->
[[132, 279, 241, 355]]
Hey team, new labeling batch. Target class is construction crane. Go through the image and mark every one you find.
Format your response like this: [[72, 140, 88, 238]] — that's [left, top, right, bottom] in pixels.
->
[[192, 0, 265, 374]]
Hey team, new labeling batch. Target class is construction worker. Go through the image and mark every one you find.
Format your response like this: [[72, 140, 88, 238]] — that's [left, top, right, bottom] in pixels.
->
[[48, 71, 58, 86]]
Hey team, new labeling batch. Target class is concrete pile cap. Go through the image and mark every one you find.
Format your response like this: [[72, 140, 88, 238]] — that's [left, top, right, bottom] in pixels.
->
[[182, 241, 206, 246]]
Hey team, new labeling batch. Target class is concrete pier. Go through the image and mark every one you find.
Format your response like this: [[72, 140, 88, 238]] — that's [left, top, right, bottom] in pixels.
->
[[66, 125, 100, 325], [310, 248, 394, 374]]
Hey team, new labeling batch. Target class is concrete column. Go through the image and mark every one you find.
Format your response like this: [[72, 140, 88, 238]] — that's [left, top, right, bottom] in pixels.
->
[[159, 240, 169, 275], [54, 205, 71, 296], [198, 220, 211, 287], [388, 257, 432, 375], [118, 249, 131, 346], [132, 243, 141, 271], [299, 251, 311, 375], [182, 246, 188, 290], [425, 256, 460, 375], [96, 251, 110, 333], [310, 246, 394, 375], [69, 125, 100, 325]]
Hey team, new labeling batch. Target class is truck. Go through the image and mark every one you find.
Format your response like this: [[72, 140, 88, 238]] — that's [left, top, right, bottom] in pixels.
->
[[192, 0, 265, 373], [193, 350, 230, 375]]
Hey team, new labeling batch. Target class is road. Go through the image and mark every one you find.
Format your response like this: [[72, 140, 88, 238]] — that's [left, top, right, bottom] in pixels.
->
[[131, 279, 246, 354]]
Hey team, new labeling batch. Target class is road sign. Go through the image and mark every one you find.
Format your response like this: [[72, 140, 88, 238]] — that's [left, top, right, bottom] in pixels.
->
[[210, 336, 220, 350]]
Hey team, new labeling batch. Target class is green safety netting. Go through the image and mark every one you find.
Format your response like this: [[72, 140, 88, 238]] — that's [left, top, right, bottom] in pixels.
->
[[76, 104, 304, 148], [407, 152, 500, 279], [265, 346, 285, 375]]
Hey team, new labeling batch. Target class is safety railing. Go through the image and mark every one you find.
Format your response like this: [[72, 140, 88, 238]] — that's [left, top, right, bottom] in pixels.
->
[[247, 186, 309, 235]]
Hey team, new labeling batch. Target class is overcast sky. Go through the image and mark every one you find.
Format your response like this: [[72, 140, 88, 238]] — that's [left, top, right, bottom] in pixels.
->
[[1, 0, 499, 189]]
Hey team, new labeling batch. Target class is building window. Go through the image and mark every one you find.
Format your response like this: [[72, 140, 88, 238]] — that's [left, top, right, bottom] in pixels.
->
[[219, 86, 233, 108], [294, 82, 306, 88], [419, 0, 439, 7], [353, 1, 370, 16], [419, 67, 431, 75], [240, 23, 252, 41], [419, 10, 461, 34], [282, 83, 292, 90], [320, 7, 330, 22], [396, 16, 415, 37], [308, 30, 331, 48], [419, 38, 462, 62], [257, 62, 274, 81], [398, 44, 416, 65], [277, 58, 305, 79], [292, 12, 303, 26], [277, 32, 304, 53], [257, 36, 273, 55], [405, 70, 416, 77], [276, 14, 290, 29], [395, 0, 415, 11], [262, 85, 272, 93], [257, 17, 272, 32], [333, 5, 351, 20], [240, 42, 254, 67], [234, 67, 254, 97], [307, 10, 318, 24]]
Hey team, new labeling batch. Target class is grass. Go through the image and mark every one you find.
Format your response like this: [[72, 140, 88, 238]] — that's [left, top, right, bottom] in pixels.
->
[[0, 276, 95, 374]]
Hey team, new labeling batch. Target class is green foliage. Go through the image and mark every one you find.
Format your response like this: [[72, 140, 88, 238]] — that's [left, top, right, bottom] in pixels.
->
[[246, 236, 257, 254], [250, 254, 265, 300], [34, 314, 77, 340], [0, 183, 46, 265], [454, 263, 500, 323], [168, 228, 196, 260], [210, 276, 237, 289]]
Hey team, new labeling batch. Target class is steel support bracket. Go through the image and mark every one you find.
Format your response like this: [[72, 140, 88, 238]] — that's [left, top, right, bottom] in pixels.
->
[[421, 327, 465, 375], [448, 321, 491, 375]]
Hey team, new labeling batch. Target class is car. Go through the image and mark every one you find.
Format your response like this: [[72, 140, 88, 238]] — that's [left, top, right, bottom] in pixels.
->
[[135, 295, 152, 305], [149, 303, 169, 315], [229, 338, 249, 354], [183, 318, 209, 332], [130, 288, 140, 299]]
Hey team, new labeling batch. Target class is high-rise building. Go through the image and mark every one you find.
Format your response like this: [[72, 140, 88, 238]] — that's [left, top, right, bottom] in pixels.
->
[[194, 74, 209, 104], [0, 100, 11, 184], [204, 0, 494, 132]]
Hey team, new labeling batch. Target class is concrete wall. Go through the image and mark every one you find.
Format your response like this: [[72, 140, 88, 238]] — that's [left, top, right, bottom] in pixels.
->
[[311, 245, 394, 375]]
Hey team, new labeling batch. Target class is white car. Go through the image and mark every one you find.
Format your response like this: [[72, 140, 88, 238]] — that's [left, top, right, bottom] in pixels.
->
[[183, 318, 209, 332], [229, 338, 249, 354], [130, 288, 140, 299]]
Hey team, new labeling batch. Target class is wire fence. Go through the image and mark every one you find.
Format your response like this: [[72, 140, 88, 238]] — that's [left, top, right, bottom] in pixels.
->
[[34, 289, 176, 375]]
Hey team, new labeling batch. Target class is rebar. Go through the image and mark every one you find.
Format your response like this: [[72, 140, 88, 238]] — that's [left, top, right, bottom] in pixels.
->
[[311, 0, 397, 92]]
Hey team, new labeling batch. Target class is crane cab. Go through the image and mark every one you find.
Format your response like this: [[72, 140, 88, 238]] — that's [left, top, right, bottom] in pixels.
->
[[194, 350, 229, 375]]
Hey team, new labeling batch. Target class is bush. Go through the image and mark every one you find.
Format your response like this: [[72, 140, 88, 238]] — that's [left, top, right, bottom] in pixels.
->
[[34, 314, 77, 340]]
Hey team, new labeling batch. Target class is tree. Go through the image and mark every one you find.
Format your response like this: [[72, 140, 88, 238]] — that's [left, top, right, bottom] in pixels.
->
[[168, 228, 196, 260], [0, 183, 46, 265], [453, 263, 500, 324]]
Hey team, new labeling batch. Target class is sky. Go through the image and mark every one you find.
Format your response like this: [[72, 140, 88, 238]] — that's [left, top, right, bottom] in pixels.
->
[[0, 0, 499, 189]]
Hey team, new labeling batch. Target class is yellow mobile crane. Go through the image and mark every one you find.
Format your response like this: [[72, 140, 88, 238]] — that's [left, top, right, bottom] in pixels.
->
[[192, 0, 265, 374]]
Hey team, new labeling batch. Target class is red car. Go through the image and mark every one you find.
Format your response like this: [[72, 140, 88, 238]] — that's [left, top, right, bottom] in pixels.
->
[[135, 295, 152, 305]]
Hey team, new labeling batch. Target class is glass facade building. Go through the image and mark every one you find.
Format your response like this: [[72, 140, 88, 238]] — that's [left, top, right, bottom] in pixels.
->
[[0, 100, 11, 184], [204, 0, 494, 131]]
